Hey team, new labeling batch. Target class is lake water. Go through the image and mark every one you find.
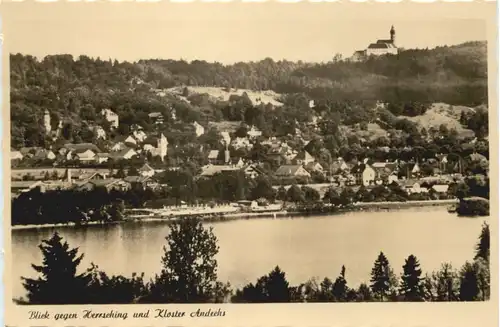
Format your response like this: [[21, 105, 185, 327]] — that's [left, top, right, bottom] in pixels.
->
[[11, 207, 488, 299]]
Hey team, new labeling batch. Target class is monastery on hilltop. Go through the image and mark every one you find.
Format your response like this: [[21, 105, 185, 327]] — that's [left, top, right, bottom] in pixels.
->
[[350, 26, 399, 62]]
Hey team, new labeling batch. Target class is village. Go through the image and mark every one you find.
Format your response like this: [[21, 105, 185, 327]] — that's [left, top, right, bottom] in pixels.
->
[[9, 26, 490, 219], [11, 104, 482, 205], [7, 9, 493, 312]]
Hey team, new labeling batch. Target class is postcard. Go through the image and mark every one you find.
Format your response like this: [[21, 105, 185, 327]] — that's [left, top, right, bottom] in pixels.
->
[[2, 1, 498, 326]]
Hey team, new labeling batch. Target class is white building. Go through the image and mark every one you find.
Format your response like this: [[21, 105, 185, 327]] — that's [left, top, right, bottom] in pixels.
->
[[232, 137, 253, 150], [133, 130, 147, 143], [43, 110, 51, 133], [351, 26, 398, 61], [145, 133, 169, 162], [247, 126, 263, 139], [94, 126, 107, 140], [76, 149, 97, 162], [220, 132, 231, 145], [362, 165, 376, 186], [100, 109, 119, 128], [11, 150, 23, 161], [157, 133, 168, 161], [192, 122, 205, 137], [138, 163, 156, 177]]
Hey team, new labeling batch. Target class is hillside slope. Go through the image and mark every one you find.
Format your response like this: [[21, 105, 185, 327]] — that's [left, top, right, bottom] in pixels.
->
[[9, 41, 488, 148]]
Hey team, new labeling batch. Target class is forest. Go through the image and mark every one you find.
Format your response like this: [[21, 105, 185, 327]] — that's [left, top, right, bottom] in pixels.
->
[[10, 41, 488, 150]]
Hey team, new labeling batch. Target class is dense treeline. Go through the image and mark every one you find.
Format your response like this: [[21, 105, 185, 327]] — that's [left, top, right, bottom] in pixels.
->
[[17, 217, 490, 304], [12, 171, 489, 226], [11, 41, 487, 149], [11, 187, 127, 226]]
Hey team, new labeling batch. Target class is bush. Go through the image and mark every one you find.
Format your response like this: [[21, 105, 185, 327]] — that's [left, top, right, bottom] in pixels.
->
[[457, 197, 489, 216]]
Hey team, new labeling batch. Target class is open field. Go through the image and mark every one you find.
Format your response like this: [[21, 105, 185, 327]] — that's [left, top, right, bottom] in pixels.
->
[[400, 103, 476, 139], [165, 86, 284, 107]]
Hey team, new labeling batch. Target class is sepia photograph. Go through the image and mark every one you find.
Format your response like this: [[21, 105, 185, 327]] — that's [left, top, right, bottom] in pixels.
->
[[2, 1, 496, 318]]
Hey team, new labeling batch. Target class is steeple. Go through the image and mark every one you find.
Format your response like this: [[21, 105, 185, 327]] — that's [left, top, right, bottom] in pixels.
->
[[44, 110, 51, 133], [390, 25, 396, 44]]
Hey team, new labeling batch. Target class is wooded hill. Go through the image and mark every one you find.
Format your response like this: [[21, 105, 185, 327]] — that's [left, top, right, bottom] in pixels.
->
[[10, 41, 488, 149]]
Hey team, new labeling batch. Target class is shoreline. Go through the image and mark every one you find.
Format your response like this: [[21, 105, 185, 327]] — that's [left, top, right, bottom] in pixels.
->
[[11, 199, 458, 231]]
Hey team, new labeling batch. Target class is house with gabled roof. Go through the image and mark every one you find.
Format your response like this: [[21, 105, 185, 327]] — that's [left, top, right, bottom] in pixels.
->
[[431, 184, 449, 194], [63, 143, 102, 154], [77, 178, 131, 192], [247, 126, 262, 139], [275, 165, 311, 178], [293, 150, 315, 166], [76, 149, 97, 162], [93, 125, 107, 140], [33, 149, 56, 161], [95, 152, 110, 164], [231, 137, 252, 150], [133, 130, 147, 143], [124, 175, 160, 190], [192, 121, 205, 137], [243, 164, 265, 179], [11, 150, 24, 161], [199, 165, 240, 178], [148, 112, 164, 125], [101, 109, 119, 128], [305, 162, 324, 174], [138, 163, 156, 177], [19, 147, 43, 158], [371, 161, 399, 184], [400, 179, 427, 194], [11, 180, 46, 195], [110, 148, 137, 161], [207, 150, 219, 164]]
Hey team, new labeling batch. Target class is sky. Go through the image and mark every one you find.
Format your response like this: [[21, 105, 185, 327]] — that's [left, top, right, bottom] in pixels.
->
[[5, 3, 489, 64]]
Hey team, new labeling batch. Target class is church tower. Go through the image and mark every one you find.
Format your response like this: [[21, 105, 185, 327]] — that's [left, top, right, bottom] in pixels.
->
[[390, 25, 396, 44], [157, 133, 168, 162], [224, 141, 230, 164], [43, 110, 51, 133]]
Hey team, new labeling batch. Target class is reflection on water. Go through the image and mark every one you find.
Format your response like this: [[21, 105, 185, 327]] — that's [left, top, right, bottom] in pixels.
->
[[11, 207, 487, 299]]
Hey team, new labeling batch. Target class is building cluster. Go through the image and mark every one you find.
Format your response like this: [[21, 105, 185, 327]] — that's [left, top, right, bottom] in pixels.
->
[[11, 163, 164, 197], [11, 104, 489, 201], [12, 108, 173, 165], [350, 25, 399, 62]]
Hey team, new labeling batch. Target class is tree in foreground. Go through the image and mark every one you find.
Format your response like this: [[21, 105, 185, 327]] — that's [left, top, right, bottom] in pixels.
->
[[399, 255, 424, 301], [232, 266, 291, 303], [474, 222, 490, 263], [146, 217, 231, 303], [459, 261, 480, 301], [21, 232, 92, 304], [356, 283, 373, 302], [332, 265, 349, 301], [370, 252, 398, 301], [87, 264, 148, 304], [423, 263, 459, 301]]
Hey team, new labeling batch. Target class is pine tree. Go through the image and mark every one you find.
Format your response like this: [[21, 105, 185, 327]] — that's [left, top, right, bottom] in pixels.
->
[[21, 232, 91, 304], [370, 252, 397, 301], [332, 265, 348, 302], [399, 255, 424, 301], [264, 266, 291, 302], [459, 261, 480, 301], [232, 266, 290, 303], [474, 222, 490, 263]]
